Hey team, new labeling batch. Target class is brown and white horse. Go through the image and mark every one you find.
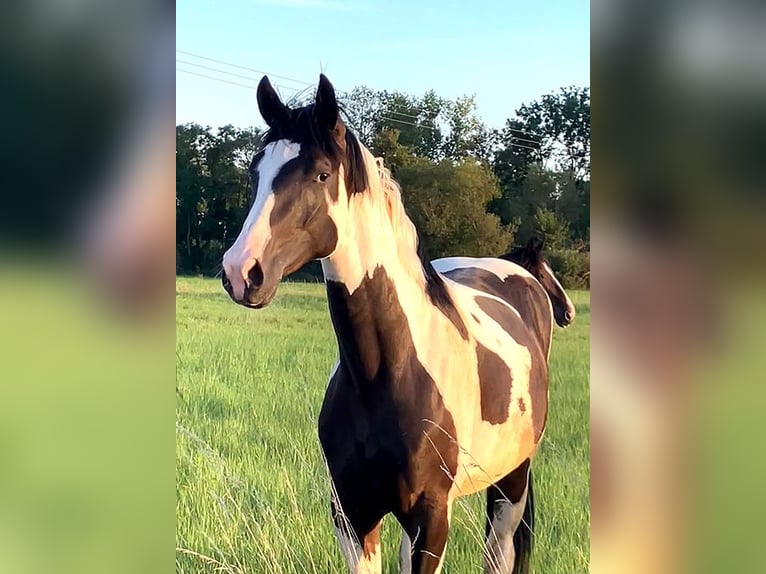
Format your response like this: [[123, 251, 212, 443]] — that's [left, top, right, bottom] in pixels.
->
[[221, 75, 552, 574], [497, 238, 576, 329]]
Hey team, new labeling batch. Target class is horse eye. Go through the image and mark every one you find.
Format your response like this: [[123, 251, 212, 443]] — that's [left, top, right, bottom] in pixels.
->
[[318, 173, 329, 183]]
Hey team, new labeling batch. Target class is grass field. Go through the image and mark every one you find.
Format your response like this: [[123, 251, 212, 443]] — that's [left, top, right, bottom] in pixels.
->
[[176, 277, 589, 573]]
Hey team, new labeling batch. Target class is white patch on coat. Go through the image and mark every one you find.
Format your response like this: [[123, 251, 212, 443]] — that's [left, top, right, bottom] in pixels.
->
[[435, 255, 555, 360], [440, 284, 538, 496], [322, 153, 544, 504], [322, 152, 421, 295], [399, 530, 412, 574], [222, 140, 300, 299], [327, 258, 540, 497], [328, 360, 340, 380], [431, 256, 535, 282], [484, 485, 529, 574], [334, 527, 381, 574]]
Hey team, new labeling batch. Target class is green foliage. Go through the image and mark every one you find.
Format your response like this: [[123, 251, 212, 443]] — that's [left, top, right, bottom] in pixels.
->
[[490, 86, 590, 248], [370, 129, 418, 174], [341, 87, 491, 162], [548, 249, 590, 290], [176, 123, 261, 274], [397, 158, 513, 258], [492, 164, 558, 243], [534, 207, 571, 251], [514, 86, 590, 179], [530, 208, 589, 289], [176, 278, 590, 574], [176, 84, 590, 277]]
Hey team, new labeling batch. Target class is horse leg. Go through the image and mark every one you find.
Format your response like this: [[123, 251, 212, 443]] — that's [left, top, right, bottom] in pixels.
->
[[398, 530, 412, 574], [331, 499, 382, 574], [484, 459, 534, 574], [399, 494, 452, 574]]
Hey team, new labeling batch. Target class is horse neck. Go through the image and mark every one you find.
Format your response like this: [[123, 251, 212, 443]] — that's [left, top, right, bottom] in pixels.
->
[[321, 194, 435, 383]]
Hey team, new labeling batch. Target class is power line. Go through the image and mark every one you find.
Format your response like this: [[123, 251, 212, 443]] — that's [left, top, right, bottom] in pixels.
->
[[177, 70, 539, 153], [505, 126, 541, 141], [387, 111, 542, 144], [176, 51, 534, 135], [377, 115, 539, 152], [176, 49, 313, 86], [176, 59, 265, 84], [509, 134, 542, 146], [177, 50, 543, 150], [177, 68, 259, 91], [176, 67, 299, 96], [505, 141, 540, 153]]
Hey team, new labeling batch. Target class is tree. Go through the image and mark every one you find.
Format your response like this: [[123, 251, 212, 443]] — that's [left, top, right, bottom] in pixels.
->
[[442, 95, 495, 163], [491, 87, 590, 245], [176, 123, 208, 272], [175, 82, 590, 279], [370, 129, 417, 174], [340, 86, 383, 147], [342, 87, 494, 164], [397, 158, 513, 258], [175, 123, 261, 274], [533, 207, 571, 251], [515, 86, 590, 179], [341, 87, 445, 158]]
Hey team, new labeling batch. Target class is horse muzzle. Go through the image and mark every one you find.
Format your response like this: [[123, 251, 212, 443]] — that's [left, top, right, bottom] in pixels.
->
[[221, 257, 278, 309]]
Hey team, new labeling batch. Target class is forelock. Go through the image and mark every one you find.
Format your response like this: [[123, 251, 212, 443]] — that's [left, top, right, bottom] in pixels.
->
[[258, 104, 369, 196]]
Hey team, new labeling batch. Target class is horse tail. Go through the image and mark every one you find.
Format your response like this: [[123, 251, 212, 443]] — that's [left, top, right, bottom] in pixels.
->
[[512, 468, 534, 574]]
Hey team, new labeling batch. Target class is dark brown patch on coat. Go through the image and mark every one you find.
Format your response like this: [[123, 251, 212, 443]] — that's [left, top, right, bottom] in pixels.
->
[[397, 491, 451, 573], [442, 266, 552, 357], [262, 157, 340, 266], [474, 295, 549, 442], [518, 397, 526, 413], [476, 342, 512, 425], [319, 266, 459, 545], [500, 237, 575, 328]]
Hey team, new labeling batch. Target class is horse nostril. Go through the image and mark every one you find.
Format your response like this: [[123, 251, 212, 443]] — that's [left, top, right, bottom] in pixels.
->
[[565, 310, 575, 321], [247, 260, 264, 290]]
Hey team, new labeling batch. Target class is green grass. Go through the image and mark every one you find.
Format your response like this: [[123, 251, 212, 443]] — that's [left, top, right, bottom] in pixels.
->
[[176, 277, 589, 573]]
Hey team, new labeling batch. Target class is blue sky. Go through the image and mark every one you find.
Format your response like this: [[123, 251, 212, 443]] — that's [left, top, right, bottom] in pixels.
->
[[177, 0, 589, 130]]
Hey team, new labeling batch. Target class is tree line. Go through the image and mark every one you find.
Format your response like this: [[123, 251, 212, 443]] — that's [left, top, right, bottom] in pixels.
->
[[176, 85, 590, 288]]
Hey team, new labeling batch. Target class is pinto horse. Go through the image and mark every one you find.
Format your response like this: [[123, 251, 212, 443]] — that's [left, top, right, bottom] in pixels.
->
[[221, 75, 552, 574], [498, 238, 577, 328], [431, 238, 575, 366]]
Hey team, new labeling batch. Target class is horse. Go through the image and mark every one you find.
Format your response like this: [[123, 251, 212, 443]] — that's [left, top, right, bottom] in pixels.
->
[[498, 238, 576, 328], [221, 74, 552, 574], [430, 238, 575, 364]]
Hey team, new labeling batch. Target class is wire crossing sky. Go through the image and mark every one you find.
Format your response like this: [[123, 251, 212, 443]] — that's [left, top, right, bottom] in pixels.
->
[[177, 0, 590, 130]]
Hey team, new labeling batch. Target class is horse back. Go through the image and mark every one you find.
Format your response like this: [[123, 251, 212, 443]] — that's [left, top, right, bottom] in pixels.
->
[[433, 257, 553, 359]]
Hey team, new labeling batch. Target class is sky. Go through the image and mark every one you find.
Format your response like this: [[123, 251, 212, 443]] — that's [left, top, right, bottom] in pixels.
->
[[176, 0, 590, 130]]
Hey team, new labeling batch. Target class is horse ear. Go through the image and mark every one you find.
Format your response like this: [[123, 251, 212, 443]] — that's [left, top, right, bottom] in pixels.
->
[[315, 74, 339, 131], [527, 237, 544, 258], [257, 76, 289, 130]]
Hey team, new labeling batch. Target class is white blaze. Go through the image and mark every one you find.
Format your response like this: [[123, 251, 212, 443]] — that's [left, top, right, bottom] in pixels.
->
[[222, 140, 300, 299]]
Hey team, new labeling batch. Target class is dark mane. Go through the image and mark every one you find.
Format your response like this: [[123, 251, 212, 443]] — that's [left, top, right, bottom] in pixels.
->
[[257, 105, 369, 195], [500, 240, 543, 273], [503, 245, 534, 269], [417, 235, 469, 340]]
